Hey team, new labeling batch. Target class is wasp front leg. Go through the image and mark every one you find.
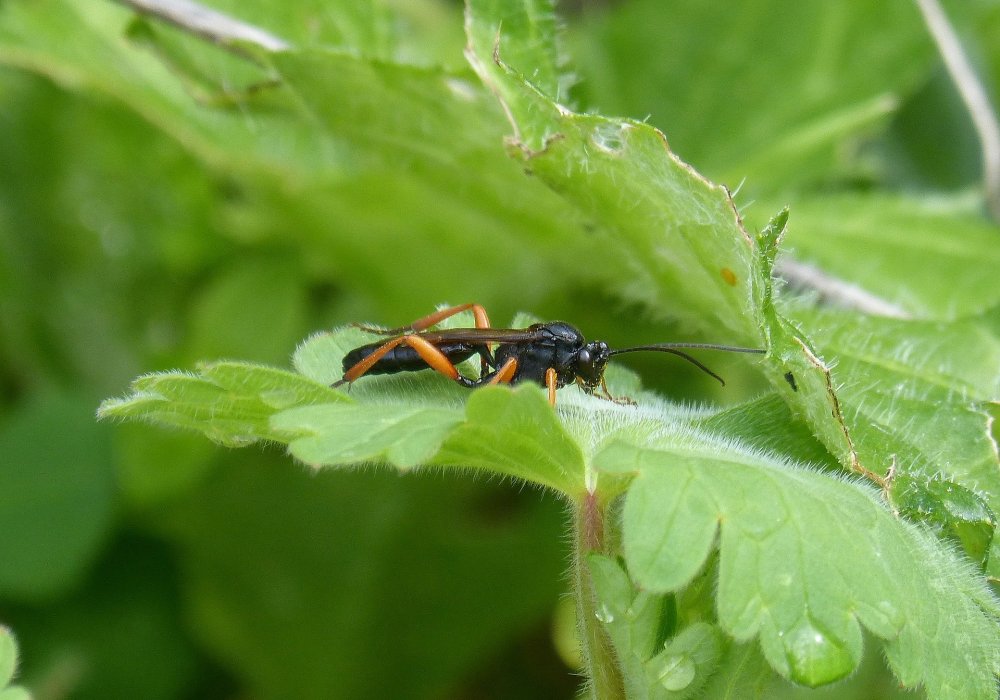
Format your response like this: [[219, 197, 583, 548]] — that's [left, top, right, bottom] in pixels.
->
[[575, 376, 636, 406]]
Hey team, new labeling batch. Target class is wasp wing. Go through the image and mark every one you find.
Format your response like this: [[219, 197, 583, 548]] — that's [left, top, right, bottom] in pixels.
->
[[412, 327, 546, 345]]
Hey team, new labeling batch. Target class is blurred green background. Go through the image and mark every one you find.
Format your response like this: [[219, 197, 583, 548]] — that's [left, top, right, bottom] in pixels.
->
[[0, 0, 997, 697]]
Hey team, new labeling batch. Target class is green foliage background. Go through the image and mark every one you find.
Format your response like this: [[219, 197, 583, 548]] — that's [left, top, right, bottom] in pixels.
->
[[1, 0, 999, 698]]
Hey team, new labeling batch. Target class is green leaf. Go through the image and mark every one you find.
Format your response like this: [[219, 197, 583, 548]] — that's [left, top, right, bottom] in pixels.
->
[[651, 623, 723, 695], [186, 257, 308, 365], [97, 361, 345, 447], [274, 402, 464, 470], [597, 440, 1000, 696], [775, 193, 1000, 320], [786, 307, 1000, 553], [97, 312, 1000, 694], [0, 0, 312, 172], [159, 456, 567, 699], [694, 393, 840, 471], [287, 319, 588, 492], [4, 539, 198, 700], [0, 627, 17, 688], [0, 392, 115, 601], [589, 554, 724, 699], [0, 687, 31, 700], [0, 0, 593, 326], [893, 474, 996, 565], [463, 0, 565, 100], [95, 309, 1000, 695], [254, 46, 585, 315], [465, 3, 999, 550], [467, 0, 764, 340], [465, 6, 875, 496], [740, 212, 1000, 564], [432, 385, 585, 495], [568, 0, 934, 192], [266, 49, 504, 165], [0, 636, 31, 700]]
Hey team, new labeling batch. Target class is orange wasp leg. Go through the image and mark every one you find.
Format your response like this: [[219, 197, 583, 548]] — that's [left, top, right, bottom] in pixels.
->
[[338, 334, 461, 385], [488, 357, 518, 385], [573, 376, 636, 406], [601, 376, 636, 406], [356, 303, 491, 335], [545, 367, 558, 406], [353, 303, 493, 375], [409, 303, 490, 333]]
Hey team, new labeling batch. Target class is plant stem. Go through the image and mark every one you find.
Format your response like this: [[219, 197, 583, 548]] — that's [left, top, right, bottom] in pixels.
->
[[573, 491, 626, 699]]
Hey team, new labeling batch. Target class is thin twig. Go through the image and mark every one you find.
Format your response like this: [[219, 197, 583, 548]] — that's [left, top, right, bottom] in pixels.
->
[[114, 0, 290, 54], [776, 258, 912, 319], [915, 0, 1000, 222]]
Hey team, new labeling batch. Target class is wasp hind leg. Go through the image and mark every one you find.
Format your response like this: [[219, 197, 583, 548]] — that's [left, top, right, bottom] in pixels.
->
[[486, 357, 518, 385], [354, 303, 491, 335], [456, 356, 517, 392], [353, 303, 494, 375], [335, 334, 476, 389]]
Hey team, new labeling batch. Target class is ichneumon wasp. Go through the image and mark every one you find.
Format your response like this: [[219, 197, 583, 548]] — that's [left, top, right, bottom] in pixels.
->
[[333, 303, 766, 406]]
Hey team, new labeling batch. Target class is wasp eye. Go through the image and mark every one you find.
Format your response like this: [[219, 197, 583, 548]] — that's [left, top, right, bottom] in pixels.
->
[[577, 349, 591, 366]]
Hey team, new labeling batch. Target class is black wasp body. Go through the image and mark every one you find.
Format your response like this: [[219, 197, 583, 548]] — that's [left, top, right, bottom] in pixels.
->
[[341, 338, 486, 380], [335, 304, 764, 406], [491, 322, 609, 390], [341, 320, 609, 389]]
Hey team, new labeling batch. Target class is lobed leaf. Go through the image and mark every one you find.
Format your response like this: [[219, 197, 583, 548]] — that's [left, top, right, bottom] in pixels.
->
[[466, 3, 902, 508], [97, 361, 345, 447], [97, 314, 1000, 697], [596, 440, 1000, 698]]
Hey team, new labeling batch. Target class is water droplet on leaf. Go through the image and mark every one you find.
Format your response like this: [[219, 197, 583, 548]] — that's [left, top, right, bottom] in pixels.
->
[[656, 654, 696, 691], [780, 618, 854, 686], [595, 604, 614, 623]]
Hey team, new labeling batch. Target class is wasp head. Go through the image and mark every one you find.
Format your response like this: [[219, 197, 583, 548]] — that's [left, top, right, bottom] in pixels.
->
[[574, 341, 612, 392]]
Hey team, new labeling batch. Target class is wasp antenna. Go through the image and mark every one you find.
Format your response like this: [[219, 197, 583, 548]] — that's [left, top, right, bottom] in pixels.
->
[[608, 343, 766, 356], [607, 344, 766, 386]]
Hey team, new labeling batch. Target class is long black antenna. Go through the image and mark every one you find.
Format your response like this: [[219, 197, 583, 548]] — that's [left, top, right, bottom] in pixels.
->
[[607, 344, 766, 386]]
